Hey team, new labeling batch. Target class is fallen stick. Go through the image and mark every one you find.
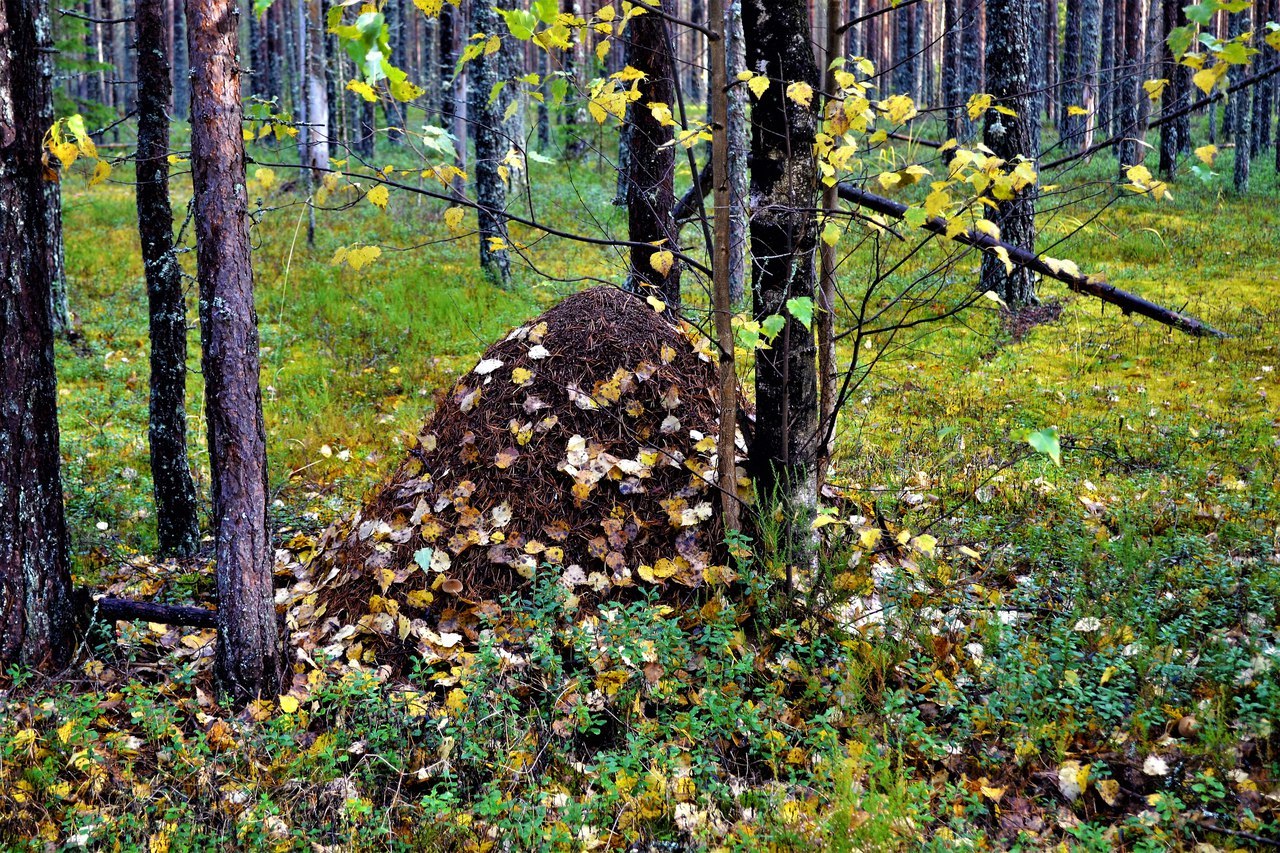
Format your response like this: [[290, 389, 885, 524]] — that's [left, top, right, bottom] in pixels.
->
[[835, 182, 1229, 338], [87, 595, 219, 628]]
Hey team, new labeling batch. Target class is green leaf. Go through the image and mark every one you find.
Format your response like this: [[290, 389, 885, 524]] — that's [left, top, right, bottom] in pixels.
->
[[532, 0, 559, 23], [1027, 427, 1062, 466], [501, 8, 538, 40], [760, 313, 786, 341], [785, 296, 815, 331], [413, 548, 434, 571]]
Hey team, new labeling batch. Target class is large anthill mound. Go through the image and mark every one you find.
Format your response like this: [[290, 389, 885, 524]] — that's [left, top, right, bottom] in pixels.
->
[[289, 287, 736, 670]]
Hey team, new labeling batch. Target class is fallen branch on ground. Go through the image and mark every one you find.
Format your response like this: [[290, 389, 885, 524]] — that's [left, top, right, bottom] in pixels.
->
[[86, 595, 219, 629]]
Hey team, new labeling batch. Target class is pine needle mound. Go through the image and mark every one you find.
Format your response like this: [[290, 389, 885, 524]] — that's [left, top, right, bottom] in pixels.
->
[[289, 286, 736, 672]]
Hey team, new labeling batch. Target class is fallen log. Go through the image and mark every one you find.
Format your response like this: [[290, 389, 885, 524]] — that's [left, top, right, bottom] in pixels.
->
[[836, 182, 1228, 338], [85, 594, 219, 628]]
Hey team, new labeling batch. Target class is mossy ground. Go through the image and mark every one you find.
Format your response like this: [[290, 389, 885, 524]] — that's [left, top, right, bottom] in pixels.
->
[[2, 128, 1277, 850]]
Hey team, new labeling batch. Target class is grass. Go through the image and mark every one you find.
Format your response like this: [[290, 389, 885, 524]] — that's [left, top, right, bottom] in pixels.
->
[[2, 125, 1277, 849]]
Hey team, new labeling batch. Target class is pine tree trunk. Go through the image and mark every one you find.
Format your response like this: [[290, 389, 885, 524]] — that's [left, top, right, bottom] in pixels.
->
[[743, 0, 821, 561], [1158, 0, 1188, 177], [960, 0, 984, 140], [980, 0, 1038, 307], [623, 12, 680, 305], [0, 0, 76, 671], [470, 0, 514, 286], [1115, 0, 1142, 169], [1080, 0, 1101, 149], [36, 6, 70, 334], [1230, 5, 1251, 190], [1098, 0, 1116, 137], [137, 0, 202, 558], [186, 0, 284, 703], [1061, 0, 1083, 139], [943, 0, 963, 139], [173, 0, 189, 118]]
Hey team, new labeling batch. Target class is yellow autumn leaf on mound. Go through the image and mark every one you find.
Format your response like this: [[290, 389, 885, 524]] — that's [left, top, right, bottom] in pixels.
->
[[278, 694, 300, 714], [347, 79, 378, 102], [786, 81, 813, 108], [646, 293, 666, 312], [367, 184, 389, 210]]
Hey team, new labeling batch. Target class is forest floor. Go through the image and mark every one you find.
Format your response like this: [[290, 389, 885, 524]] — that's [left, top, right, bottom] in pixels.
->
[[1, 134, 1278, 850]]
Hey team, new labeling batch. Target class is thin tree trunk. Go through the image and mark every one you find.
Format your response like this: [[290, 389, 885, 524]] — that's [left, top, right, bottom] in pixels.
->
[[980, 0, 1039, 307], [470, 0, 513, 286], [817, 0, 841, 484], [744, 0, 821, 564], [708, 0, 739, 536], [137, 0, 201, 557], [1230, 4, 1251, 190], [1099, 0, 1116, 137], [173, 0, 189, 117], [726, 0, 747, 304], [1116, 0, 1143, 169], [1080, 0, 1102, 149], [186, 0, 284, 702], [943, 0, 963, 139], [1158, 0, 1188, 177], [37, 4, 69, 334], [0, 0, 76, 670], [1061, 0, 1083, 139], [959, 0, 984, 140]]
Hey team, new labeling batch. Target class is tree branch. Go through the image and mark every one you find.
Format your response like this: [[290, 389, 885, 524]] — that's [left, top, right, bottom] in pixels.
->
[[836, 182, 1229, 338]]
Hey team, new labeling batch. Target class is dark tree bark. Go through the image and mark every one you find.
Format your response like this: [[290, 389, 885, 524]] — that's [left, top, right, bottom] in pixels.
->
[[743, 0, 821, 556], [943, 0, 964, 139], [1061, 0, 1083, 139], [1098, 0, 1116, 137], [725, 0, 747, 304], [1116, 0, 1142, 168], [186, 0, 284, 702], [623, 11, 680, 305], [1230, 4, 1251, 190], [469, 0, 514, 286], [137, 0, 201, 558], [1158, 0, 1189, 177], [0, 0, 76, 670], [980, 0, 1039, 307], [34, 7, 70, 337], [173, 0, 189, 118], [959, 0, 984, 140], [1080, 0, 1102, 148]]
